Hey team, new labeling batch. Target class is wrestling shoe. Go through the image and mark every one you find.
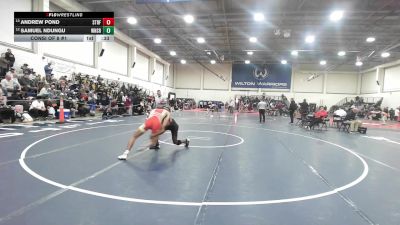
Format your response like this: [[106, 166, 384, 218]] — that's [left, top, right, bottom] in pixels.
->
[[185, 138, 190, 148], [118, 150, 129, 160], [149, 145, 160, 150]]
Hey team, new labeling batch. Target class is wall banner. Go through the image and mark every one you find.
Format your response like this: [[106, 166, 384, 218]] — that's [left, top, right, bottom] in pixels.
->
[[231, 64, 292, 89]]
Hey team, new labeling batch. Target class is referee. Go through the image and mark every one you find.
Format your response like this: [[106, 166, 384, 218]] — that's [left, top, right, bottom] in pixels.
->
[[257, 98, 267, 123]]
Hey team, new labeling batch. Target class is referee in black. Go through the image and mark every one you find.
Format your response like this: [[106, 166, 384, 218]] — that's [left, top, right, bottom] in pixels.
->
[[257, 98, 267, 123]]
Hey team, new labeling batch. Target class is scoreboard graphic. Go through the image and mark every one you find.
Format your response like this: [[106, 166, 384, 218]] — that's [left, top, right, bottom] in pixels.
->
[[14, 12, 114, 42]]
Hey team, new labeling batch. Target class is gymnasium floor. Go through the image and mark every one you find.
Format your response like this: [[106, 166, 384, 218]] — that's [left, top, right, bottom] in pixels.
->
[[0, 112, 399, 225]]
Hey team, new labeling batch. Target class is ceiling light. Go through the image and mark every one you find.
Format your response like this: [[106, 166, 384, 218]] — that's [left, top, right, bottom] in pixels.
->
[[169, 51, 176, 56], [249, 37, 257, 43], [197, 37, 205, 44], [291, 50, 298, 56], [245, 60, 250, 64], [180, 59, 186, 64], [366, 37, 375, 43], [329, 10, 344, 22], [154, 38, 162, 44], [381, 52, 390, 58], [183, 14, 194, 24], [355, 61, 363, 66], [305, 35, 315, 43], [247, 51, 254, 55], [320, 60, 327, 65], [253, 13, 265, 21], [127, 17, 137, 25], [281, 60, 287, 64], [210, 60, 216, 64], [338, 51, 346, 56]]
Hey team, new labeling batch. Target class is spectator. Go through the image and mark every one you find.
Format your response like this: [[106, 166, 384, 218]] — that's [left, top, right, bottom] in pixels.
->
[[7, 68, 21, 89], [334, 108, 347, 117], [125, 95, 132, 114], [345, 106, 362, 133], [288, 98, 297, 124], [20, 63, 31, 75], [29, 97, 47, 119], [44, 62, 53, 82], [389, 108, 395, 121], [1, 73, 20, 97], [395, 107, 399, 121], [47, 105, 55, 119], [299, 99, 309, 116], [228, 99, 235, 113], [309, 106, 328, 129], [4, 49, 15, 69], [77, 101, 89, 116], [6, 67, 16, 78], [0, 84, 6, 105], [100, 95, 110, 110], [38, 84, 50, 97]]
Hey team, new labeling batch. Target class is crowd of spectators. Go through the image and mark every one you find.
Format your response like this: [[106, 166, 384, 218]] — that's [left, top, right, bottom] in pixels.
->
[[233, 94, 289, 116], [0, 50, 155, 123]]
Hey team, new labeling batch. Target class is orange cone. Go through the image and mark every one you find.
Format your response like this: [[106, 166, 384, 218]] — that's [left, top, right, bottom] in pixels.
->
[[59, 96, 64, 124]]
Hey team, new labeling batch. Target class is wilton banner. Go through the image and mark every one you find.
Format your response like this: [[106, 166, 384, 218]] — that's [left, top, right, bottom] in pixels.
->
[[231, 64, 292, 89]]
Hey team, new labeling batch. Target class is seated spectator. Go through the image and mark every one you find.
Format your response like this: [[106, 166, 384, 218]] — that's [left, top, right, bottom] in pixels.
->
[[20, 63, 29, 73], [100, 95, 110, 110], [1, 73, 20, 97], [0, 84, 6, 105], [345, 106, 362, 133], [69, 96, 78, 118], [102, 106, 113, 119], [6, 67, 19, 83], [47, 105, 55, 119], [309, 106, 328, 129], [29, 97, 47, 119], [38, 84, 50, 97], [19, 73, 35, 93], [77, 101, 89, 117], [334, 108, 347, 117]]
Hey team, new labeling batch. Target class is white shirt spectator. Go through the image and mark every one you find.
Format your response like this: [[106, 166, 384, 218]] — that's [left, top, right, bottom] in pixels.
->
[[30, 99, 45, 111], [38, 87, 49, 96], [334, 109, 347, 117], [1, 77, 20, 96]]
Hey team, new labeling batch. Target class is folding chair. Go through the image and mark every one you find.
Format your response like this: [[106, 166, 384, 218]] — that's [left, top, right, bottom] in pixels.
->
[[339, 121, 351, 133]]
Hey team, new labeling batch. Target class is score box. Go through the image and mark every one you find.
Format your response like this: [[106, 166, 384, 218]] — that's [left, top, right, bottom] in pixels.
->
[[103, 26, 114, 35], [102, 18, 114, 26]]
